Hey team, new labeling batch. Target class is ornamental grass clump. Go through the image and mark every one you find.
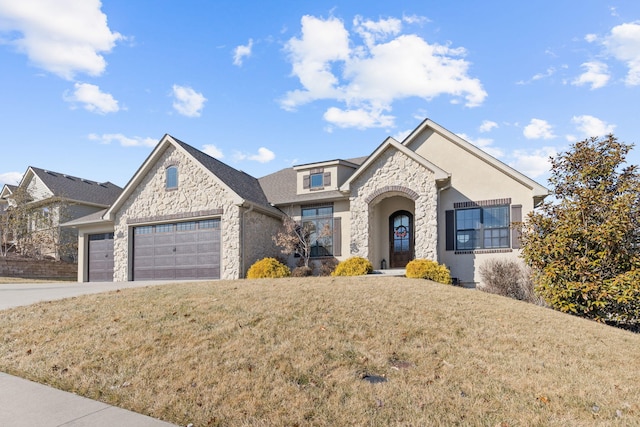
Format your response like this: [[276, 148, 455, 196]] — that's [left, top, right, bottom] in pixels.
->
[[405, 259, 452, 284], [246, 257, 291, 279], [332, 256, 373, 276]]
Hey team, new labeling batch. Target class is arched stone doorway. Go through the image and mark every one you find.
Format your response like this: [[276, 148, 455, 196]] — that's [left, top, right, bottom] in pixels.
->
[[389, 210, 414, 268]]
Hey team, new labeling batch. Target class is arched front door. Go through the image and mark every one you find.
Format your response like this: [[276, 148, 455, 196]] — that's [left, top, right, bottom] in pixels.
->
[[389, 210, 414, 268]]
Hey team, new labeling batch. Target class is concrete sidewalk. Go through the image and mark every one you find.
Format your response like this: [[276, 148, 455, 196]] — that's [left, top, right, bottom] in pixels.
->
[[0, 373, 176, 426], [0, 280, 191, 426]]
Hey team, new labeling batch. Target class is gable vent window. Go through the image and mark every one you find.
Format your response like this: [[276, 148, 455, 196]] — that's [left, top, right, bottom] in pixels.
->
[[166, 165, 178, 190]]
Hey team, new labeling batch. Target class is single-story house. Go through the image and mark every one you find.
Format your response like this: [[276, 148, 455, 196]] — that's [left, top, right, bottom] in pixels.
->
[[65, 118, 548, 285]]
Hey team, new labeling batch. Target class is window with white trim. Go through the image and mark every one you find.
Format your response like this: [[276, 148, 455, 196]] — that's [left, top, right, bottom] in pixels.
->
[[166, 165, 178, 189]]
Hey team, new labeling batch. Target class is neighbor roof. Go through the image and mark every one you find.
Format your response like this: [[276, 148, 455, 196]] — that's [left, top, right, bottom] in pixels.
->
[[26, 167, 123, 207]]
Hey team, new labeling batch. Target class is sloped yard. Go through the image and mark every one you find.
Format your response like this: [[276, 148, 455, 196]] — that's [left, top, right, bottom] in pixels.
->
[[1, 276, 639, 426]]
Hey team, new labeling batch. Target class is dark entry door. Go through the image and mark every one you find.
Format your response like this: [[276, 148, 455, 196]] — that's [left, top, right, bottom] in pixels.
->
[[389, 210, 413, 268], [88, 233, 114, 282]]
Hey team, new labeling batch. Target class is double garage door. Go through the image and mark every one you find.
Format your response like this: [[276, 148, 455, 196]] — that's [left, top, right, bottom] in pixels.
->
[[87, 219, 221, 282], [133, 219, 221, 280]]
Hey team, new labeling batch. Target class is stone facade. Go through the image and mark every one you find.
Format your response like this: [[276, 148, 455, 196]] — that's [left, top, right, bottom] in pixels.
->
[[349, 147, 438, 261], [241, 207, 283, 275], [112, 145, 242, 280]]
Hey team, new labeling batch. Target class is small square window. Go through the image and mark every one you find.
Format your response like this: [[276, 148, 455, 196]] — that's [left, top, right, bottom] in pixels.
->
[[310, 173, 323, 188]]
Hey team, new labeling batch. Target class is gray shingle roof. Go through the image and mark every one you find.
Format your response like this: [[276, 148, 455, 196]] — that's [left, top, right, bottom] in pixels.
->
[[171, 137, 281, 215], [258, 156, 367, 205], [30, 167, 123, 207]]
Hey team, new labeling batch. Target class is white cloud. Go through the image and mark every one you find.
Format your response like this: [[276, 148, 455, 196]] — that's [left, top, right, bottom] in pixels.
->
[[88, 133, 156, 147], [509, 147, 557, 178], [171, 85, 206, 117], [585, 33, 598, 43], [281, 15, 486, 129], [571, 61, 610, 89], [323, 107, 394, 129], [353, 15, 402, 47], [570, 115, 616, 139], [457, 133, 504, 158], [0, 171, 22, 186], [233, 38, 253, 66], [234, 147, 275, 163], [393, 128, 413, 142], [603, 22, 640, 85], [516, 67, 556, 85], [64, 82, 119, 114], [202, 144, 223, 158], [479, 120, 498, 133], [0, 0, 123, 79], [523, 118, 556, 140]]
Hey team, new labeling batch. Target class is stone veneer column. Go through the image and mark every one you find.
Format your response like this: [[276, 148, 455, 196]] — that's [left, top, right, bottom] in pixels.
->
[[349, 148, 438, 261]]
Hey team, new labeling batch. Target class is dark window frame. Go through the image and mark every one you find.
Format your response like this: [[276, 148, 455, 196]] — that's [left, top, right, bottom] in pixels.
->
[[301, 205, 334, 257], [455, 205, 510, 250]]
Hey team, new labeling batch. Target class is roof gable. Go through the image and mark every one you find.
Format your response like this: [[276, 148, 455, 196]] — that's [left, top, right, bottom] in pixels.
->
[[105, 135, 279, 220], [340, 137, 450, 192], [15, 167, 122, 207], [403, 118, 549, 199]]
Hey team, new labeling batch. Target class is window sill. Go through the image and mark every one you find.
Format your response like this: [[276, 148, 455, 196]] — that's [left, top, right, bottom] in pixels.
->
[[454, 248, 513, 255]]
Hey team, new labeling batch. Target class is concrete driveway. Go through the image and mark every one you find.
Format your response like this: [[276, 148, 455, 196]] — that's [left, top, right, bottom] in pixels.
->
[[0, 279, 197, 310]]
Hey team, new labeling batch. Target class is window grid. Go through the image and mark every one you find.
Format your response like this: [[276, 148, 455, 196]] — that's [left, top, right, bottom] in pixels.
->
[[302, 205, 334, 257], [456, 206, 509, 250]]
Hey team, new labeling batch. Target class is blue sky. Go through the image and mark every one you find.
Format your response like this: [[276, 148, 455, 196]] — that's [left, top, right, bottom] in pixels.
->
[[1, 1, 640, 188]]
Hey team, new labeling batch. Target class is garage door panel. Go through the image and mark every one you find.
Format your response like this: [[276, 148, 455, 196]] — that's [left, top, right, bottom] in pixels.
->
[[88, 233, 114, 282], [133, 219, 220, 281]]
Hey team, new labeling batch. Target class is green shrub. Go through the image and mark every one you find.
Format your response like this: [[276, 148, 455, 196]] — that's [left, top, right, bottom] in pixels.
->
[[247, 257, 291, 279], [332, 256, 373, 276], [405, 259, 452, 284]]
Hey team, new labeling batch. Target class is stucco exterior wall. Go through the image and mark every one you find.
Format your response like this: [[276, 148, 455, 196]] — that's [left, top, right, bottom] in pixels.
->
[[348, 147, 438, 265], [407, 127, 543, 285], [112, 145, 242, 281]]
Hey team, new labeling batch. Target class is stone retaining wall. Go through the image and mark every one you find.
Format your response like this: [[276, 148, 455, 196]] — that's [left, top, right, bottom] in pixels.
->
[[0, 258, 77, 280]]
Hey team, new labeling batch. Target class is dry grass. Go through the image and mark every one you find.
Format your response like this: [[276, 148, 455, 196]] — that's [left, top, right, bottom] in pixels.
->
[[1, 276, 639, 426]]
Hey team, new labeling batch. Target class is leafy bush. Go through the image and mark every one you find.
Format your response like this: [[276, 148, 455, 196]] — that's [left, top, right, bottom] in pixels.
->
[[405, 259, 452, 284], [291, 266, 313, 277], [332, 256, 373, 276], [247, 257, 291, 279], [478, 259, 543, 304]]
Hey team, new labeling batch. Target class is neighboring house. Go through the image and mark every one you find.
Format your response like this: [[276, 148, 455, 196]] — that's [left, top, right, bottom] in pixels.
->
[[66, 118, 548, 284], [2, 167, 122, 260]]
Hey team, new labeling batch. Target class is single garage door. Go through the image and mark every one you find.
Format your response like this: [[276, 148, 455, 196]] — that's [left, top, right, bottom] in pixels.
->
[[88, 233, 114, 282], [133, 219, 220, 280]]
